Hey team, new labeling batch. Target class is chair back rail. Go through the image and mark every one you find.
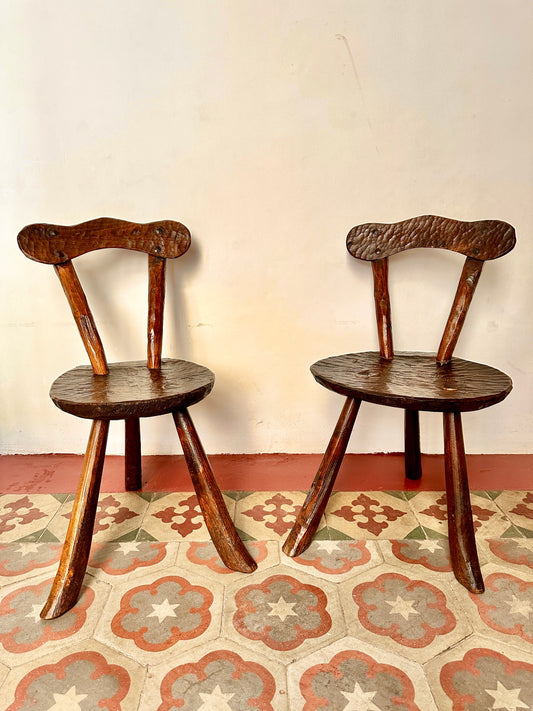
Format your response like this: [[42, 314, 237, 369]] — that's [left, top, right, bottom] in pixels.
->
[[347, 215, 516, 363], [18, 218, 191, 374]]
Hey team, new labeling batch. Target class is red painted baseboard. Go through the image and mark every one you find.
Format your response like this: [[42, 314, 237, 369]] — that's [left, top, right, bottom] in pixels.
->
[[0, 453, 531, 494]]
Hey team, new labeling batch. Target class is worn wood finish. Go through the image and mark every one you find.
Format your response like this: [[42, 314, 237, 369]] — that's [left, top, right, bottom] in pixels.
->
[[283, 397, 360, 557], [18, 217, 191, 264], [311, 352, 512, 412], [443, 412, 484, 593], [173, 409, 257, 573], [54, 261, 108, 375], [404, 409, 422, 480], [125, 418, 142, 491], [41, 419, 109, 619], [147, 255, 166, 369], [371, 259, 393, 359], [50, 359, 215, 420], [437, 257, 484, 364], [347, 215, 516, 261]]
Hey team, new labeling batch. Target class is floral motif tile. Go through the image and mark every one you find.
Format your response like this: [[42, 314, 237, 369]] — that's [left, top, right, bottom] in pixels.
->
[[87, 541, 179, 581], [143, 639, 288, 710], [484, 538, 533, 571], [0, 542, 62, 585], [379, 539, 456, 577], [282, 540, 382, 582], [456, 562, 533, 656], [95, 567, 224, 665], [408, 491, 513, 539], [177, 540, 279, 580], [339, 566, 471, 663], [1, 639, 144, 711], [47, 493, 149, 543], [142, 492, 236, 541], [234, 492, 323, 541], [0, 495, 62, 543], [425, 635, 533, 711], [288, 636, 438, 711], [325, 491, 420, 539], [0, 572, 109, 667], [492, 491, 533, 536], [223, 564, 345, 662]]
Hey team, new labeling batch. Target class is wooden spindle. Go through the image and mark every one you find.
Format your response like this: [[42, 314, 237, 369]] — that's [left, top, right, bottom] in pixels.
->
[[147, 255, 166, 369], [54, 261, 108, 375], [371, 258, 393, 359]]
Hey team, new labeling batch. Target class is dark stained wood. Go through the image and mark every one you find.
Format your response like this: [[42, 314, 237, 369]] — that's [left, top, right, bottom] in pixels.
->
[[347, 214, 516, 261], [283, 397, 360, 557], [147, 255, 166, 370], [18, 217, 191, 264], [50, 359, 215, 420], [443, 412, 484, 593], [437, 257, 484, 364], [54, 261, 108, 375], [371, 258, 393, 359], [41, 419, 109, 619], [311, 352, 512, 413], [125, 417, 142, 491], [404, 409, 422, 480], [173, 409, 257, 573]]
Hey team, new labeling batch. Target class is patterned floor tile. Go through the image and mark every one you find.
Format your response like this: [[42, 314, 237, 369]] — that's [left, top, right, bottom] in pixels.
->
[[177, 540, 279, 580], [379, 539, 456, 577], [234, 491, 324, 541], [325, 491, 421, 539], [0, 639, 144, 711], [492, 490, 533, 536], [94, 566, 224, 665], [425, 634, 533, 711], [282, 540, 382, 582], [87, 541, 179, 581], [142, 492, 236, 541], [0, 495, 63, 543], [455, 562, 533, 656], [0, 542, 62, 586], [46, 492, 150, 543], [143, 638, 288, 710], [339, 565, 472, 663], [287, 636, 438, 710], [0, 572, 110, 667], [223, 564, 345, 663], [408, 490, 514, 539], [483, 537, 533, 571]]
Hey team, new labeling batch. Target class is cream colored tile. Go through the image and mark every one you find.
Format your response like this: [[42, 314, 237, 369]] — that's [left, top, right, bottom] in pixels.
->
[[177, 540, 279, 580], [235, 492, 324, 541], [282, 539, 382, 582], [0, 494, 62, 542], [142, 492, 236, 541], [325, 491, 419, 539]]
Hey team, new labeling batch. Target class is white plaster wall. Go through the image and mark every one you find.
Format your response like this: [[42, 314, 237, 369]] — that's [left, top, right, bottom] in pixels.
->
[[2, 0, 532, 455]]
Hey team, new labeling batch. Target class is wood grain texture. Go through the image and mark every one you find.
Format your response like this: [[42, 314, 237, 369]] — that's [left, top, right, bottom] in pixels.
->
[[50, 359, 214, 419], [311, 352, 512, 412], [404, 409, 422, 480], [18, 217, 191, 264], [443, 411, 484, 593], [283, 397, 360, 557], [173, 409, 257, 573], [346, 215, 516, 261], [54, 261, 108, 375], [41, 419, 109, 619], [437, 257, 484, 363], [371, 258, 393, 359], [147, 255, 166, 369], [125, 417, 142, 491]]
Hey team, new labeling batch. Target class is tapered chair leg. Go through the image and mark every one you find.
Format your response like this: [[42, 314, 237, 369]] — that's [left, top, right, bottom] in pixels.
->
[[173, 409, 257, 573], [404, 409, 422, 480], [283, 397, 360, 558], [443, 411, 484, 594], [125, 417, 142, 491], [41, 419, 109, 619]]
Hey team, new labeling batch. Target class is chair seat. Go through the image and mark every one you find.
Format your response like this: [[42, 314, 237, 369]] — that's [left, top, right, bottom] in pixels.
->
[[311, 351, 512, 412], [50, 358, 215, 419]]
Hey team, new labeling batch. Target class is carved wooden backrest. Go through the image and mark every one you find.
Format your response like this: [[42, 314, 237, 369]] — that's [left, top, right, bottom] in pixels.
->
[[346, 215, 516, 363], [18, 217, 191, 374]]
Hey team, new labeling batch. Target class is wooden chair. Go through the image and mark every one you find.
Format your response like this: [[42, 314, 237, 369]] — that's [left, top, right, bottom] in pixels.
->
[[18, 217, 257, 619], [283, 215, 515, 594]]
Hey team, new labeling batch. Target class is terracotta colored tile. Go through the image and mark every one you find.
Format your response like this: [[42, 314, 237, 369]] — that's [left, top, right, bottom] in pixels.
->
[[0, 542, 62, 586], [177, 540, 279, 580], [493, 491, 533, 535], [235, 491, 323, 541], [282, 540, 382, 582], [142, 492, 236, 541], [87, 541, 179, 581], [483, 538, 533, 572], [0, 494, 62, 543], [325, 491, 420, 539]]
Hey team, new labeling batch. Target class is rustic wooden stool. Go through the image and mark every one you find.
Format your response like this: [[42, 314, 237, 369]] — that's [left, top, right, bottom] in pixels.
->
[[18, 217, 256, 618], [283, 215, 515, 594]]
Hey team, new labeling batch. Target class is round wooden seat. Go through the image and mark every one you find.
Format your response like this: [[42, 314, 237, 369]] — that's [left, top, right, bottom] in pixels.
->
[[50, 358, 215, 419], [311, 351, 512, 412]]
